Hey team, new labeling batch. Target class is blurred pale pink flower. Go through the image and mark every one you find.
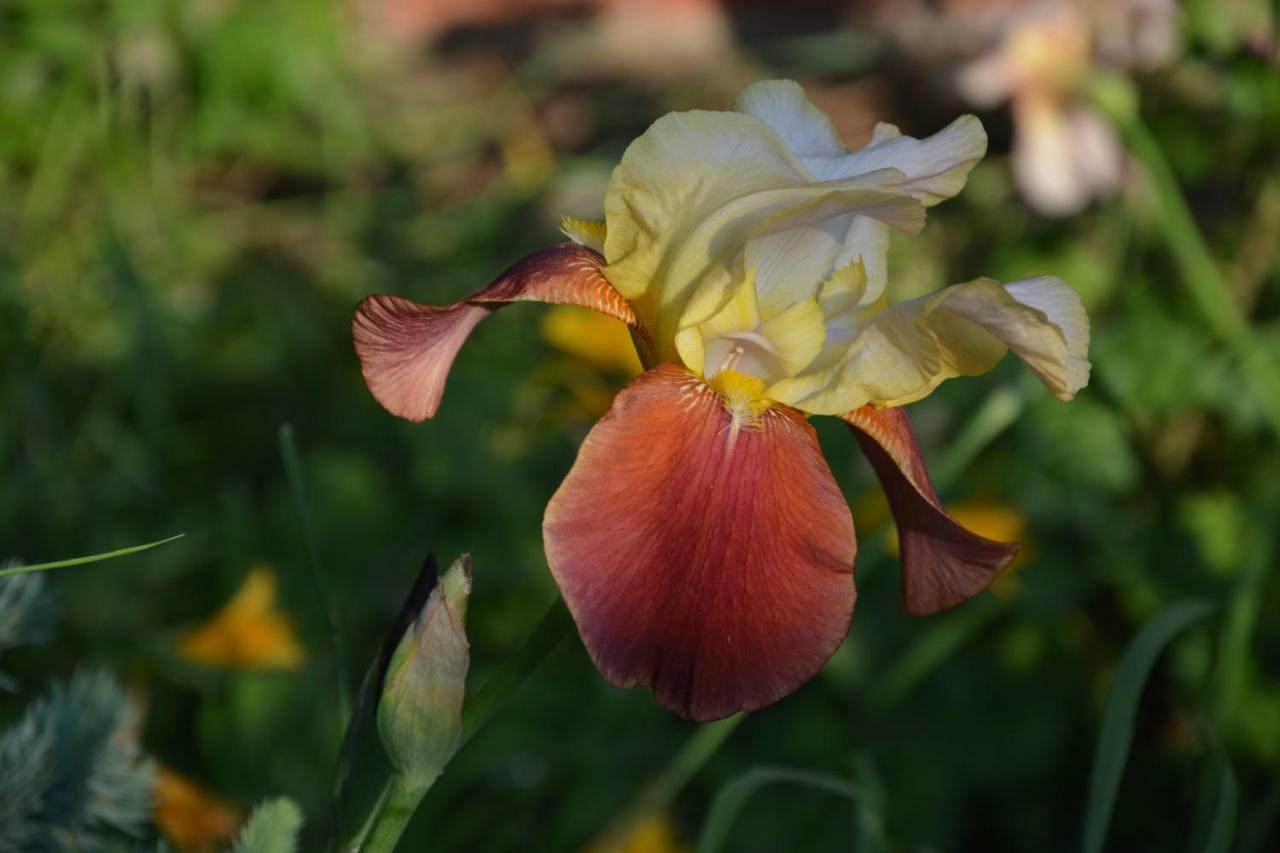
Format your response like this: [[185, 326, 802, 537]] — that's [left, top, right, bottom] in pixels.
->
[[956, 0, 1179, 216]]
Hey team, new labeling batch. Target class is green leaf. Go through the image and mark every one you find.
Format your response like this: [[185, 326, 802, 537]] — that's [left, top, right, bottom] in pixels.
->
[[697, 766, 861, 853], [232, 797, 304, 853], [1082, 600, 1217, 853], [0, 535, 184, 577]]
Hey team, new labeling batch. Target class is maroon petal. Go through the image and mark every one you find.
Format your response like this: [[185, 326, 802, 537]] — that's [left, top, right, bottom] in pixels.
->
[[352, 243, 642, 421], [543, 364, 857, 721], [839, 405, 1020, 616]]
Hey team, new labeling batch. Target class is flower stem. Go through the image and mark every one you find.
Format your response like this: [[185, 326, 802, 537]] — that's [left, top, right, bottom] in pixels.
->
[[593, 714, 744, 847], [360, 774, 435, 853], [1093, 84, 1280, 440], [344, 596, 573, 852]]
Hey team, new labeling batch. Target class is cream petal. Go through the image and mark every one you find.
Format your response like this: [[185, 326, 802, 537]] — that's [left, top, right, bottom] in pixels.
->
[[602, 108, 923, 361], [736, 79, 988, 206], [769, 276, 1090, 414]]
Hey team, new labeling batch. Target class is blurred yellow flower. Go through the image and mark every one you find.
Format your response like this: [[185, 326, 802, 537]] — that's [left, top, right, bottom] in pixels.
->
[[541, 305, 643, 376], [154, 767, 242, 852], [177, 565, 305, 670], [584, 813, 690, 853]]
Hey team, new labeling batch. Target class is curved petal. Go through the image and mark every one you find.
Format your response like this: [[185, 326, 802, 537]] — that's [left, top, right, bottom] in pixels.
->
[[769, 276, 1091, 415], [602, 108, 923, 360], [543, 364, 857, 720], [352, 243, 642, 421], [735, 79, 988, 206], [839, 405, 1020, 616]]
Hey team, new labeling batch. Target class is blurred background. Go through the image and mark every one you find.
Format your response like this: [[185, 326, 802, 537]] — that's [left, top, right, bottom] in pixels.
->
[[2, 0, 1279, 850]]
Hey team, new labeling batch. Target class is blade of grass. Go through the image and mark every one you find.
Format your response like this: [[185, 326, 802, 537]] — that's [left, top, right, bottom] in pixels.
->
[[0, 534, 185, 577], [697, 766, 861, 853], [459, 596, 573, 746], [1081, 600, 1216, 853], [1198, 756, 1238, 853], [278, 424, 351, 724]]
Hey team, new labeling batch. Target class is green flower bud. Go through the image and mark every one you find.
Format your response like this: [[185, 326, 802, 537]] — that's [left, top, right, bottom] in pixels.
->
[[377, 554, 471, 788]]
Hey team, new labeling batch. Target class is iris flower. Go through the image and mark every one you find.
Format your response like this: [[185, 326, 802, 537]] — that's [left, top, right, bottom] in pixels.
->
[[353, 80, 1089, 721]]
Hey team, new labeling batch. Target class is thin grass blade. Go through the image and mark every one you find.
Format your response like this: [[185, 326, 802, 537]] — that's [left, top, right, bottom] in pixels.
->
[[0, 535, 185, 577], [1082, 600, 1216, 853], [697, 766, 861, 853]]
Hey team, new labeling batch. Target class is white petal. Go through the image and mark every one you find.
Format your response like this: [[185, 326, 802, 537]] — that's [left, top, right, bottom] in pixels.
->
[[736, 79, 989, 206]]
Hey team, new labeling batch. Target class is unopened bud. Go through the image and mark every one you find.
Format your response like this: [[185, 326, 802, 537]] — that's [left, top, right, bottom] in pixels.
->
[[377, 555, 471, 788]]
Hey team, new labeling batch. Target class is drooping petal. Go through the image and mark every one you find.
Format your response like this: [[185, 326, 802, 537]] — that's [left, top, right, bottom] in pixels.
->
[[602, 108, 923, 360], [543, 364, 857, 720], [352, 243, 642, 421], [769, 276, 1090, 415], [839, 405, 1019, 616], [735, 80, 988, 206]]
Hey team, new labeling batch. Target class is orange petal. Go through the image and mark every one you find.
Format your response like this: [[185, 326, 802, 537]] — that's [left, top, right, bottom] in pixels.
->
[[544, 364, 856, 721], [840, 405, 1019, 616], [353, 243, 642, 421]]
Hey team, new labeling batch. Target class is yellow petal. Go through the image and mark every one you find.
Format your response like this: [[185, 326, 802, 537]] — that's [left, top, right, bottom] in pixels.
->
[[177, 565, 306, 670], [757, 295, 826, 377], [770, 276, 1090, 414], [540, 305, 642, 375], [678, 269, 826, 383]]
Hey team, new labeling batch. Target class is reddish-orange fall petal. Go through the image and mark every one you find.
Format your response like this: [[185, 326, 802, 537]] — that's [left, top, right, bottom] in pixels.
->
[[839, 405, 1020, 616], [353, 243, 642, 421], [544, 364, 857, 721]]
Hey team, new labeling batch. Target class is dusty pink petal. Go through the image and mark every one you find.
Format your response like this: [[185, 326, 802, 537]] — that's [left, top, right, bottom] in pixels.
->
[[840, 405, 1020, 616], [352, 243, 641, 421], [544, 364, 857, 721]]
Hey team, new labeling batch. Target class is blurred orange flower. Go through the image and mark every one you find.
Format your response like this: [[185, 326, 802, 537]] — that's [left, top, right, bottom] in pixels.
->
[[177, 565, 305, 670], [154, 767, 243, 852]]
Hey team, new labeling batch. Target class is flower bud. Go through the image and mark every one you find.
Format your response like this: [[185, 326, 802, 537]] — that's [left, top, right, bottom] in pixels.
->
[[377, 555, 471, 788]]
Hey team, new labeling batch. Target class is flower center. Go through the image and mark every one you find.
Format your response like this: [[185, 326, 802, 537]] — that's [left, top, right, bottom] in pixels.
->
[[708, 368, 771, 438], [702, 333, 786, 384]]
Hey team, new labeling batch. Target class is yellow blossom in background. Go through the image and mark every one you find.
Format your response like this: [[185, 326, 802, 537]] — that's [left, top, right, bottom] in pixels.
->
[[540, 305, 644, 376], [177, 565, 305, 670], [584, 813, 690, 853], [154, 767, 243, 852]]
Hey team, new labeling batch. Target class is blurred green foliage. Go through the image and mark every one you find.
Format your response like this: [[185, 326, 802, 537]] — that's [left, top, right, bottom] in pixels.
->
[[2, 0, 1279, 851]]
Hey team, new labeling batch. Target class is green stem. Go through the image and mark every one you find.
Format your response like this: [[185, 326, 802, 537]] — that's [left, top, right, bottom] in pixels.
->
[[594, 715, 744, 847], [459, 597, 573, 746], [361, 774, 435, 853], [1094, 86, 1280, 440], [869, 595, 1003, 714], [929, 387, 1025, 493]]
